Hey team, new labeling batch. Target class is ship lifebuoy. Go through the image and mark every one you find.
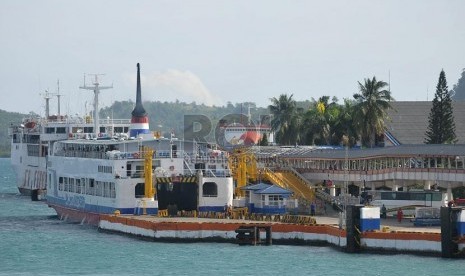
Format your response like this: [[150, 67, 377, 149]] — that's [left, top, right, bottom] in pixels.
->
[[133, 152, 140, 158], [69, 133, 73, 138]]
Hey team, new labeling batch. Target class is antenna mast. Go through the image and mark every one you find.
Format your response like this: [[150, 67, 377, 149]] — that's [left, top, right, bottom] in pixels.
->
[[56, 79, 63, 118], [79, 74, 113, 137], [40, 89, 57, 119]]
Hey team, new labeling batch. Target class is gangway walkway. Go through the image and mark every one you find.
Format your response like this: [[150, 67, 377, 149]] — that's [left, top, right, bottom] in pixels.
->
[[262, 167, 315, 202]]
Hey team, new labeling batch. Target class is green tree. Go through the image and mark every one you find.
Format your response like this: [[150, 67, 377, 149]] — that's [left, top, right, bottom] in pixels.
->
[[259, 133, 269, 146], [301, 96, 338, 145], [425, 70, 457, 144], [268, 94, 298, 145], [330, 99, 359, 147], [451, 68, 465, 100], [353, 76, 394, 148]]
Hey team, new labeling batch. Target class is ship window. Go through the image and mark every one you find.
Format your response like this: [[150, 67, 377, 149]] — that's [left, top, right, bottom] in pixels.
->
[[46, 127, 55, 134], [56, 127, 66, 134], [432, 193, 442, 201], [134, 166, 144, 178], [103, 182, 109, 197], [69, 178, 75, 193], [202, 182, 218, 197], [135, 183, 145, 198], [110, 183, 116, 198], [95, 181, 102, 196], [76, 179, 81, 194], [87, 179, 95, 196], [27, 145, 40, 156]]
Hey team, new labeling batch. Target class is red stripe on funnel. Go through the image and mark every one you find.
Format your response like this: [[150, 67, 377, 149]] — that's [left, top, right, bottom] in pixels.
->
[[131, 116, 149, 124]]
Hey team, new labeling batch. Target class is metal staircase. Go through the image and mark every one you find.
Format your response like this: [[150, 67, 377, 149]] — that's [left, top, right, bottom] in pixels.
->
[[262, 167, 315, 202]]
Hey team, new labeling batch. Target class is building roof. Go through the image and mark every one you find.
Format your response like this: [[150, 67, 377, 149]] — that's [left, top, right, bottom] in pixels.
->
[[387, 101, 465, 144], [241, 183, 272, 191], [241, 182, 293, 195], [254, 185, 293, 195], [246, 144, 465, 159]]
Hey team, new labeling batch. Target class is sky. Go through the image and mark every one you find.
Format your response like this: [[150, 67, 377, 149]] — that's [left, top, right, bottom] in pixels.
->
[[1, 0, 464, 116]]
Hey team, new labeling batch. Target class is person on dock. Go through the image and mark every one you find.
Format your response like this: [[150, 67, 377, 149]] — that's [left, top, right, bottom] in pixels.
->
[[397, 208, 403, 223], [448, 200, 455, 208], [381, 204, 387, 219], [310, 202, 316, 216]]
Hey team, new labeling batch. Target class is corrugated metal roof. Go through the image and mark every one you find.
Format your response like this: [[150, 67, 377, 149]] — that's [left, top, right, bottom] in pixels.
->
[[241, 183, 293, 195], [246, 144, 465, 159], [241, 183, 272, 191], [254, 185, 293, 195]]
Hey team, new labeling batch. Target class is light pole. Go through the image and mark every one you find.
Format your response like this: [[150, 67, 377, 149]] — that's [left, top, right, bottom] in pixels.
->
[[341, 135, 349, 229]]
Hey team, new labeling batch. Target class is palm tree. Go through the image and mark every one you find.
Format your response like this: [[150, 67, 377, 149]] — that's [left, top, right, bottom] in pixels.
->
[[353, 76, 394, 148], [268, 94, 298, 145], [302, 96, 338, 145], [331, 99, 359, 147]]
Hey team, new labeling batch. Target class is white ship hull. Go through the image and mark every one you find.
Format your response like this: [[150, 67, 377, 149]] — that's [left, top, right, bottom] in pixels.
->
[[46, 138, 233, 225], [9, 119, 131, 197]]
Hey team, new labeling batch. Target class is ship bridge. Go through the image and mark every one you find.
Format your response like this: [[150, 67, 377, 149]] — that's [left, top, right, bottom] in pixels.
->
[[240, 144, 465, 206]]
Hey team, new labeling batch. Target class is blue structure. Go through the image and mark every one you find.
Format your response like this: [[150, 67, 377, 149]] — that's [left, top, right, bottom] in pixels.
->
[[413, 207, 441, 227], [458, 209, 465, 236], [242, 183, 294, 214], [359, 207, 380, 232]]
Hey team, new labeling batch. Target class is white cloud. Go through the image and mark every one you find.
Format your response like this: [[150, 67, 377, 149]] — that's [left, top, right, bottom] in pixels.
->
[[131, 69, 223, 106]]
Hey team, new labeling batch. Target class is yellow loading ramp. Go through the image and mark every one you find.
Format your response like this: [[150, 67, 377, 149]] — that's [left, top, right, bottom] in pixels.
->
[[228, 148, 314, 202], [261, 167, 315, 202], [228, 149, 258, 197]]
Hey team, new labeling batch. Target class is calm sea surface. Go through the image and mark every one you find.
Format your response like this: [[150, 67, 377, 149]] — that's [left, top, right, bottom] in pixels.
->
[[1, 158, 464, 276]]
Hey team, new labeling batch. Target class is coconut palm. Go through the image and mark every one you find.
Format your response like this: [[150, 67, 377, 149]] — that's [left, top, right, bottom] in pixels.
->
[[330, 98, 358, 147], [268, 94, 298, 145], [302, 96, 339, 145], [353, 77, 394, 148]]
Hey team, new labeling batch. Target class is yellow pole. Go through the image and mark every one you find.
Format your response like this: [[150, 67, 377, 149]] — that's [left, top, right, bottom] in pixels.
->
[[143, 146, 155, 198]]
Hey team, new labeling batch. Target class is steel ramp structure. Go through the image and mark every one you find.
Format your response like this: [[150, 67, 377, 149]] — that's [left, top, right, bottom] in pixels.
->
[[262, 167, 315, 202]]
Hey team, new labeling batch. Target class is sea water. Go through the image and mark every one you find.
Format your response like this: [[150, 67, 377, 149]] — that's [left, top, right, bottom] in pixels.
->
[[1, 158, 464, 276]]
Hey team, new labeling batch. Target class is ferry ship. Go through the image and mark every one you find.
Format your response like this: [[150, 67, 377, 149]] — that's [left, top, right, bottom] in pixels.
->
[[45, 63, 233, 224], [9, 77, 131, 199], [216, 108, 274, 149]]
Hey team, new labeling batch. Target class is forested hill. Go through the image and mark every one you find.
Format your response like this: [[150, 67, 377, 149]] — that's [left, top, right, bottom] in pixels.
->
[[0, 100, 284, 157], [100, 100, 273, 138], [0, 109, 26, 157]]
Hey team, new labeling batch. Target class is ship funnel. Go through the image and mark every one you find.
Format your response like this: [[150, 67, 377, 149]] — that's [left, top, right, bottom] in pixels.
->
[[130, 63, 150, 137]]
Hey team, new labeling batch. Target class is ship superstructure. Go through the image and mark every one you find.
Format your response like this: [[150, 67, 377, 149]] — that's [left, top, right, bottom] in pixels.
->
[[9, 76, 130, 198]]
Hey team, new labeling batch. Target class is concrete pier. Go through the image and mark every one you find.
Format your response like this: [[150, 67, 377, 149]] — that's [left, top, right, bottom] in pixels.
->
[[98, 213, 465, 257]]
